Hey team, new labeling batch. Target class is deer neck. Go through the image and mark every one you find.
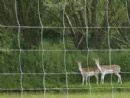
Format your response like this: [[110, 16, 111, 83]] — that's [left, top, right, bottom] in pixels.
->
[[96, 62, 102, 72], [78, 64, 83, 72]]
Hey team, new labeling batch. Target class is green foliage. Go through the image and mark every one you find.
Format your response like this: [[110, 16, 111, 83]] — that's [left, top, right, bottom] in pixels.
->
[[0, 38, 84, 89], [1, 36, 130, 89], [23, 75, 43, 88], [21, 51, 43, 73], [0, 75, 20, 89], [0, 51, 19, 73]]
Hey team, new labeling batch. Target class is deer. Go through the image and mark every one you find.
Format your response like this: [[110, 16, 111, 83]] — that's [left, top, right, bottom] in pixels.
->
[[76, 60, 99, 85], [94, 59, 122, 84]]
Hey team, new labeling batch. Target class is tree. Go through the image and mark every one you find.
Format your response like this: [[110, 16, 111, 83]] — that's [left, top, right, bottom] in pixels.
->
[[0, 0, 130, 49]]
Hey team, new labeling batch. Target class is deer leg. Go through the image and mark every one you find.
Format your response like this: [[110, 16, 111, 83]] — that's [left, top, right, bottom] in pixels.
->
[[95, 74, 98, 84], [88, 77, 91, 85], [101, 74, 105, 84], [86, 76, 88, 85], [116, 73, 122, 84], [120, 75, 122, 84], [82, 76, 85, 85], [116, 74, 120, 83]]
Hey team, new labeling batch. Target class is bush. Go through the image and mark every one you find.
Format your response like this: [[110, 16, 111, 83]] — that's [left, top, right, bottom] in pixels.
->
[[1, 38, 130, 89]]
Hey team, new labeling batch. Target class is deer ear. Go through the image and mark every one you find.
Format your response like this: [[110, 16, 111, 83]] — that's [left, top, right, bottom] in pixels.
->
[[97, 58, 100, 62], [93, 58, 97, 61], [76, 60, 78, 63], [76, 60, 82, 63], [94, 58, 99, 62], [97, 58, 100, 61]]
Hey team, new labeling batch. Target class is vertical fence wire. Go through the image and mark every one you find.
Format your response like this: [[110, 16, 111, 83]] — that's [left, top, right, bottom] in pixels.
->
[[84, 0, 91, 98], [15, 0, 23, 98], [63, 0, 68, 98], [106, 0, 114, 98], [37, 0, 46, 97]]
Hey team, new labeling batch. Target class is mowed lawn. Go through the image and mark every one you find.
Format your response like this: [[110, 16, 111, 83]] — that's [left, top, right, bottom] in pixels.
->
[[0, 92, 130, 98], [1, 82, 130, 98]]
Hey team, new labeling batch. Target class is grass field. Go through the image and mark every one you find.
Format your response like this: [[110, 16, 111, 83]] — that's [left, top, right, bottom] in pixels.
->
[[1, 82, 130, 98], [0, 91, 130, 98]]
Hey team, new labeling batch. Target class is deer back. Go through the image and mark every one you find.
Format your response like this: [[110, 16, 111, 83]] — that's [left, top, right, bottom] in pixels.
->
[[101, 65, 121, 72]]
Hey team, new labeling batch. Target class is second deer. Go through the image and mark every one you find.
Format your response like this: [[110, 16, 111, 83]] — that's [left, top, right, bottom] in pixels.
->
[[94, 59, 122, 84], [76, 60, 99, 85]]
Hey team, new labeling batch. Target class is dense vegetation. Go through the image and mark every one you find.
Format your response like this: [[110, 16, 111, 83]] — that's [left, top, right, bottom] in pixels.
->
[[0, 0, 130, 90]]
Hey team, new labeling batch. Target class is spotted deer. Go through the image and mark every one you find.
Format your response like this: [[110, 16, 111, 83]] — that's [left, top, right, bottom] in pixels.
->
[[94, 59, 122, 84], [76, 60, 99, 85]]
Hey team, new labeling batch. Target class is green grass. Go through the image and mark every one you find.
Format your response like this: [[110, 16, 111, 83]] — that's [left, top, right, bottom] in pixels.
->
[[45, 82, 130, 92], [1, 82, 130, 98], [0, 91, 130, 98]]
